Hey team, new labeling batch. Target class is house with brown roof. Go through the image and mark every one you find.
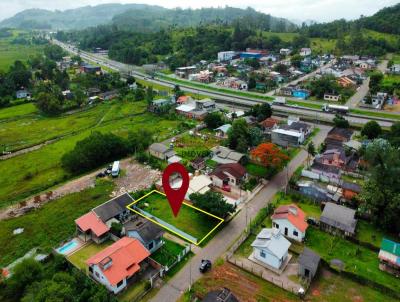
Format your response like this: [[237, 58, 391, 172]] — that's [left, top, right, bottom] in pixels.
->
[[210, 163, 247, 189], [272, 204, 308, 242], [86, 237, 150, 294], [259, 117, 279, 131]]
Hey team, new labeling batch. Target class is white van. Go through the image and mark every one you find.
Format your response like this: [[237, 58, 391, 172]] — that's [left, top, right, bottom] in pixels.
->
[[111, 161, 120, 177]]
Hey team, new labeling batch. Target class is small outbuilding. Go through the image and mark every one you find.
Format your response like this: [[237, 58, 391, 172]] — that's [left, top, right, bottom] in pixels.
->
[[298, 248, 320, 281]]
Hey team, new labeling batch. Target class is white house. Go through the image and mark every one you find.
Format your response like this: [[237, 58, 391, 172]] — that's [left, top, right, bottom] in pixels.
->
[[86, 237, 150, 294], [271, 128, 305, 147], [271, 204, 308, 242], [218, 51, 236, 62], [280, 48, 291, 56], [300, 48, 312, 57], [251, 228, 291, 270]]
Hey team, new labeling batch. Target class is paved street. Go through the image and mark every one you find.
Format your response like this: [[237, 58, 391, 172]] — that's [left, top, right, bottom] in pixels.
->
[[149, 125, 330, 302], [346, 59, 388, 108]]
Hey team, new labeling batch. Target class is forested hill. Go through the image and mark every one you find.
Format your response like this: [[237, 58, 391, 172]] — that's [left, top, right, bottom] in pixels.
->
[[301, 3, 400, 38], [0, 4, 296, 32], [112, 7, 296, 32]]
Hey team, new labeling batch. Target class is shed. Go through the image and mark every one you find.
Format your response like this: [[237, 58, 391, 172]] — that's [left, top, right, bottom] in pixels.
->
[[298, 248, 320, 280]]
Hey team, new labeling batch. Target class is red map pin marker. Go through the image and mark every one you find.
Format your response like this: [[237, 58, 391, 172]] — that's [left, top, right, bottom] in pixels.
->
[[162, 162, 190, 217]]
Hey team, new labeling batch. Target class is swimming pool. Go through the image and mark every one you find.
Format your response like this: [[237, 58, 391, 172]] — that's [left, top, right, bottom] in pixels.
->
[[56, 239, 79, 255]]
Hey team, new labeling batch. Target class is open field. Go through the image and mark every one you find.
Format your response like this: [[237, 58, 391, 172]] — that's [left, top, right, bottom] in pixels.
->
[[0, 31, 44, 72], [68, 240, 113, 270], [0, 103, 37, 121], [0, 103, 182, 208], [0, 180, 114, 267], [0, 100, 148, 152], [130, 191, 223, 244]]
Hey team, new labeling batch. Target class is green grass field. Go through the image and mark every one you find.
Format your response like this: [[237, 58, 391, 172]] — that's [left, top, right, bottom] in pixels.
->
[[0, 31, 44, 72], [0, 102, 181, 208], [0, 103, 37, 120], [0, 180, 114, 267], [244, 163, 269, 177], [132, 191, 222, 244], [151, 239, 186, 266]]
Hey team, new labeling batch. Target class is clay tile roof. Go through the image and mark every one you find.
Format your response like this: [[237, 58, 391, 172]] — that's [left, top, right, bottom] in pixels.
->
[[210, 163, 246, 180], [75, 212, 110, 237], [271, 204, 308, 232], [86, 237, 150, 286], [260, 117, 279, 128]]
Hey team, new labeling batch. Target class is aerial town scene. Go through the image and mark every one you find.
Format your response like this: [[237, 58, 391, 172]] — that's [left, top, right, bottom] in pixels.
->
[[0, 1, 400, 301]]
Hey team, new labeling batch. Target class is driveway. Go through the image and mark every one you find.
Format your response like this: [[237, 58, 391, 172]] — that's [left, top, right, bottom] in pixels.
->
[[149, 125, 330, 302]]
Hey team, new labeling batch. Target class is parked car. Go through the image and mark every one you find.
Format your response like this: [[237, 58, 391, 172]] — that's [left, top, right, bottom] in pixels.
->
[[307, 217, 319, 226], [96, 172, 106, 178], [199, 259, 212, 273]]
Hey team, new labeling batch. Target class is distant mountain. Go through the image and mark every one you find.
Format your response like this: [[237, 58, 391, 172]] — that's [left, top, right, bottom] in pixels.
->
[[0, 4, 163, 30], [0, 4, 296, 32]]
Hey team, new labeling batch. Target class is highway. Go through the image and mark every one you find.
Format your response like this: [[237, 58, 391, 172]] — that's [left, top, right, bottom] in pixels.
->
[[53, 39, 394, 127]]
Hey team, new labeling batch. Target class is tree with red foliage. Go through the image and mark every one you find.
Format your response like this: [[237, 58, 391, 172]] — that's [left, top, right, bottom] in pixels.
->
[[250, 143, 289, 168]]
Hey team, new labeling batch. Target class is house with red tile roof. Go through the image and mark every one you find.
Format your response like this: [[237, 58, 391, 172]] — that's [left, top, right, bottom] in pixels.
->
[[75, 211, 110, 244], [209, 163, 247, 189], [86, 237, 150, 294], [271, 204, 308, 242]]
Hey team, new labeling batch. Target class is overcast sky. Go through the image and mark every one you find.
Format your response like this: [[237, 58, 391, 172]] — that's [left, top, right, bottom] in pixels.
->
[[0, 0, 398, 23]]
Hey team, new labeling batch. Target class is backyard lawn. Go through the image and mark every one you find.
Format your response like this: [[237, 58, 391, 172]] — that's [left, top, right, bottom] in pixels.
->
[[132, 191, 223, 244], [151, 239, 187, 267], [68, 241, 113, 270], [245, 162, 269, 177], [0, 180, 114, 267]]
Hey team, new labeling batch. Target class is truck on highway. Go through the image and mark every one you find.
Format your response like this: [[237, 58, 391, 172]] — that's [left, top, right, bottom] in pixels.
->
[[322, 104, 349, 115], [272, 97, 286, 105], [111, 161, 120, 178]]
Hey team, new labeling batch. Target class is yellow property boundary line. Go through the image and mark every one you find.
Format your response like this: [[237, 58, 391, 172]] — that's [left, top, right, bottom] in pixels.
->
[[126, 190, 224, 246]]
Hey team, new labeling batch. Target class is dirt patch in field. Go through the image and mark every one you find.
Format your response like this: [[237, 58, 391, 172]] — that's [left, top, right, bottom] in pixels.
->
[[0, 159, 161, 221], [201, 263, 260, 302]]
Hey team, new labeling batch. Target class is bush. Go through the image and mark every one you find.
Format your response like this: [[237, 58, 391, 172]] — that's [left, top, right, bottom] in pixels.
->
[[61, 132, 129, 174]]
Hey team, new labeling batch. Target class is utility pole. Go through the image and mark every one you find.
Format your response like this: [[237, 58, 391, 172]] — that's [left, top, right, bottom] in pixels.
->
[[189, 243, 192, 291]]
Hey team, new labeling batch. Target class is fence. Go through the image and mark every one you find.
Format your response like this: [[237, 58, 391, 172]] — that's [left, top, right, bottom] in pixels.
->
[[227, 257, 300, 294]]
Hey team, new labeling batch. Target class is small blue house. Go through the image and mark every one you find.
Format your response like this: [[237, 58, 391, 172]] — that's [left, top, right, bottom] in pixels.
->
[[292, 89, 310, 100], [240, 52, 262, 59]]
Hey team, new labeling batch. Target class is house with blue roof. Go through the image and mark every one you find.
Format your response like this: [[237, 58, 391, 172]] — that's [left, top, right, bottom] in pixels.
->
[[379, 238, 400, 275], [250, 228, 291, 271]]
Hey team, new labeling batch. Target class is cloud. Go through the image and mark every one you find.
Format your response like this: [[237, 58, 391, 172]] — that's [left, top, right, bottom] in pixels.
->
[[0, 0, 398, 23]]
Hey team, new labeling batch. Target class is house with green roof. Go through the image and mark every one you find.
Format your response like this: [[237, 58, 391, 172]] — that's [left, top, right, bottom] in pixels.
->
[[378, 238, 400, 276]]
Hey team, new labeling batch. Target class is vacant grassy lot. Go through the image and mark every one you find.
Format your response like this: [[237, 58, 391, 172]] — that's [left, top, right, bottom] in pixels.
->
[[0, 180, 114, 267], [68, 241, 113, 270], [0, 108, 181, 208], [174, 133, 219, 161], [133, 191, 222, 243]]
